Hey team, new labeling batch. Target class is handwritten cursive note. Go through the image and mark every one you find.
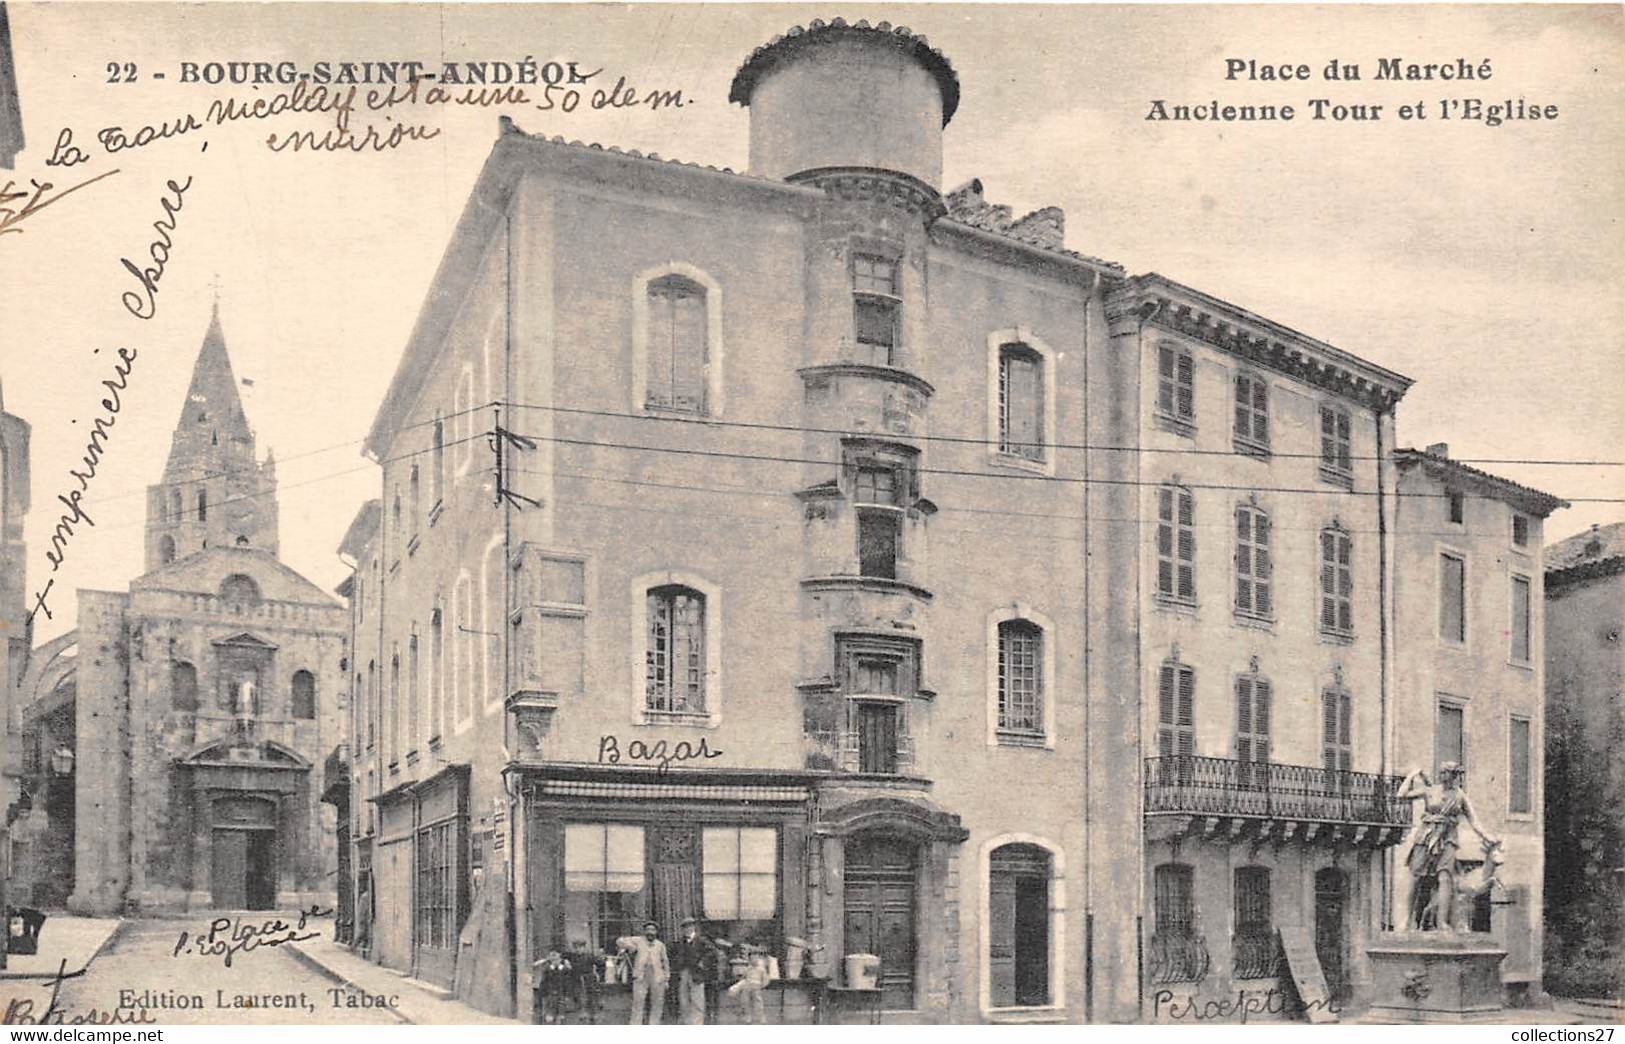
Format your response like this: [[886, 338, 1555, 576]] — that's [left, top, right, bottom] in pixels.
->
[[119, 175, 193, 319], [171, 912, 322, 969], [0, 169, 121, 238]]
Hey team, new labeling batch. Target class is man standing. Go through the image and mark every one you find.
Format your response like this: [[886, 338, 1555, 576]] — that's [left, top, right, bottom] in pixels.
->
[[617, 920, 670, 1025], [669, 917, 717, 1024]]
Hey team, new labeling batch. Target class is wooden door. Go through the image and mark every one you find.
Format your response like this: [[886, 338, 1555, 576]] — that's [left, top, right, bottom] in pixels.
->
[[844, 837, 917, 1010], [1314, 869, 1349, 1002], [245, 830, 276, 910], [211, 830, 248, 909]]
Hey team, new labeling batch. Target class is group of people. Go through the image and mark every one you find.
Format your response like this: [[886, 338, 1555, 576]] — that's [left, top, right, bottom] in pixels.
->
[[536, 918, 776, 1025]]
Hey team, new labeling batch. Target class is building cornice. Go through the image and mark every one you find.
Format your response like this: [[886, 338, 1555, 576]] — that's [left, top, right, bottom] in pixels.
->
[[789, 166, 946, 220], [1393, 448, 1569, 517], [1106, 273, 1413, 412], [1545, 555, 1625, 593]]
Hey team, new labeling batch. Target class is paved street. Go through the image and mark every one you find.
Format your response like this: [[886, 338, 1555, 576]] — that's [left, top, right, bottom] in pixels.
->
[[3, 917, 405, 1025]]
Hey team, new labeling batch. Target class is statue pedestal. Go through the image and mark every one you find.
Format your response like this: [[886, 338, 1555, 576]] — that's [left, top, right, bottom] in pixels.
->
[[1366, 932, 1506, 1022]]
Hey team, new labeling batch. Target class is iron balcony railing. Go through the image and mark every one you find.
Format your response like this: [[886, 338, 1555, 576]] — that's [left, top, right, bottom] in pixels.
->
[[1144, 755, 1410, 826]]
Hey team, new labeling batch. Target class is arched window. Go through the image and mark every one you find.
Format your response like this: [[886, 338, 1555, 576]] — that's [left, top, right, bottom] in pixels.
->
[[988, 842, 1054, 1009], [430, 606, 444, 740], [432, 419, 445, 506], [172, 661, 199, 711], [645, 274, 708, 412], [407, 633, 420, 752], [409, 465, 420, 537], [997, 619, 1044, 739], [170, 488, 183, 521], [1235, 666, 1272, 788], [159, 534, 176, 565], [645, 585, 706, 713], [291, 670, 316, 720], [392, 487, 402, 533], [389, 650, 401, 763], [197, 489, 208, 521], [1234, 501, 1272, 618], [997, 342, 1045, 461], [365, 660, 377, 750], [235, 535, 249, 547], [218, 574, 261, 606]]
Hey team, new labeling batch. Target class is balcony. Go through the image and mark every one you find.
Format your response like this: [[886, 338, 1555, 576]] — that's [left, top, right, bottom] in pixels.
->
[[1143, 755, 1409, 847]]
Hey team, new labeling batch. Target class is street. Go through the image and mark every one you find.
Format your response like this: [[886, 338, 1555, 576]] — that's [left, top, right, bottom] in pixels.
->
[[3, 918, 404, 1025]]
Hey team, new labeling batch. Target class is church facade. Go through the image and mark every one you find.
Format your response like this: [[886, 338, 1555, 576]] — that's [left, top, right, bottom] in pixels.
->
[[64, 308, 349, 915]]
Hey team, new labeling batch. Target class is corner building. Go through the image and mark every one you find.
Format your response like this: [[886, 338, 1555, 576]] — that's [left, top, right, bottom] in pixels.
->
[[351, 21, 1131, 1023]]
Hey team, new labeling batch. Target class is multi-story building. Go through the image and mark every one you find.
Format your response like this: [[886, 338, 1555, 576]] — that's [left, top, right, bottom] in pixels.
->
[[347, 19, 1139, 1024], [0, 379, 33, 960], [1542, 522, 1624, 998], [1391, 444, 1566, 1003], [1114, 277, 1416, 1015], [50, 308, 351, 915]]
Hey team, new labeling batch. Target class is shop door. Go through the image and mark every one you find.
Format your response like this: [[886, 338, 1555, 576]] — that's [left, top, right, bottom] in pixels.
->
[[211, 830, 248, 909], [844, 836, 917, 1010], [1314, 869, 1349, 1002]]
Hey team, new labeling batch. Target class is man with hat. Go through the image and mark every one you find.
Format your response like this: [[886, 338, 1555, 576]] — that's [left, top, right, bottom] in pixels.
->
[[668, 916, 718, 1024], [616, 920, 671, 1024]]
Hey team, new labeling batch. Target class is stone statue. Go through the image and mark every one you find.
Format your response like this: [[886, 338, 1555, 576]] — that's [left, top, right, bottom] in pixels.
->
[[234, 676, 257, 718], [1397, 762, 1501, 931]]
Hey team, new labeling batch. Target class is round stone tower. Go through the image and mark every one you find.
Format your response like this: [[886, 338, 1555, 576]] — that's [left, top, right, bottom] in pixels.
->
[[729, 18, 960, 191]]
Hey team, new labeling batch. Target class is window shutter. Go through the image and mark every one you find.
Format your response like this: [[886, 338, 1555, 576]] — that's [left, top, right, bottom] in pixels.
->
[[1255, 515, 1272, 615], [1177, 666, 1196, 756], [1255, 679, 1271, 759]]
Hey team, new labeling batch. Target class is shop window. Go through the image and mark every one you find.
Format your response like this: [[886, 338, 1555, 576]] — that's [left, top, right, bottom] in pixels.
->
[[172, 661, 199, 711], [645, 274, 708, 413], [1233, 867, 1279, 979], [702, 826, 778, 925], [645, 585, 706, 714], [988, 843, 1052, 1008], [291, 669, 316, 720], [415, 820, 457, 950], [563, 823, 646, 953]]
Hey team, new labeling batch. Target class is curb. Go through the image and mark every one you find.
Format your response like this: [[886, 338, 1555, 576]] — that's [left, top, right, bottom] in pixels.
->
[[0, 918, 129, 980], [281, 942, 411, 1025]]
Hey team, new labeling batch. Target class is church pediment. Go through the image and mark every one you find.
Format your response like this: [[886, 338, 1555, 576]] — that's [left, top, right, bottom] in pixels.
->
[[180, 737, 310, 770], [211, 631, 278, 650]]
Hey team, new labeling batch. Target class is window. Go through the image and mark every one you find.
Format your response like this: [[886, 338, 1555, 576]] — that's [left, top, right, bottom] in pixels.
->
[[454, 576, 473, 725], [169, 488, 182, 521], [159, 534, 176, 565], [852, 254, 900, 366], [838, 635, 917, 774], [1512, 514, 1529, 548], [1319, 405, 1353, 481], [997, 620, 1044, 738], [1511, 575, 1532, 663], [407, 635, 420, 750], [1234, 672, 1272, 787], [219, 573, 261, 606], [857, 702, 899, 774], [389, 651, 400, 764], [197, 489, 208, 521], [855, 464, 902, 506], [1448, 490, 1465, 524], [1320, 526, 1355, 636], [1509, 715, 1532, 814], [432, 419, 445, 506], [1156, 345, 1195, 428], [646, 274, 708, 412], [1437, 701, 1466, 774], [1322, 687, 1352, 774], [415, 820, 457, 950], [1233, 867, 1278, 979], [409, 466, 420, 538], [366, 660, 376, 749], [1156, 485, 1196, 603], [429, 608, 443, 740], [1158, 660, 1196, 760], [645, 586, 706, 714], [1150, 864, 1206, 985], [291, 669, 316, 720], [563, 823, 646, 952], [701, 826, 777, 922], [857, 512, 900, 579], [988, 843, 1053, 1008], [1440, 553, 1466, 643], [998, 343, 1045, 461], [1233, 373, 1269, 452], [1234, 503, 1273, 618], [172, 661, 199, 711]]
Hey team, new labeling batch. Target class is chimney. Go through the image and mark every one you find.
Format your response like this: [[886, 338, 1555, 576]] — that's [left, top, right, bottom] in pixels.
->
[[1425, 442, 1450, 458]]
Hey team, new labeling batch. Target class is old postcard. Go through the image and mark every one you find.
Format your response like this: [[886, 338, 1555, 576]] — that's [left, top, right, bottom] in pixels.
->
[[0, 1, 1620, 1029]]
